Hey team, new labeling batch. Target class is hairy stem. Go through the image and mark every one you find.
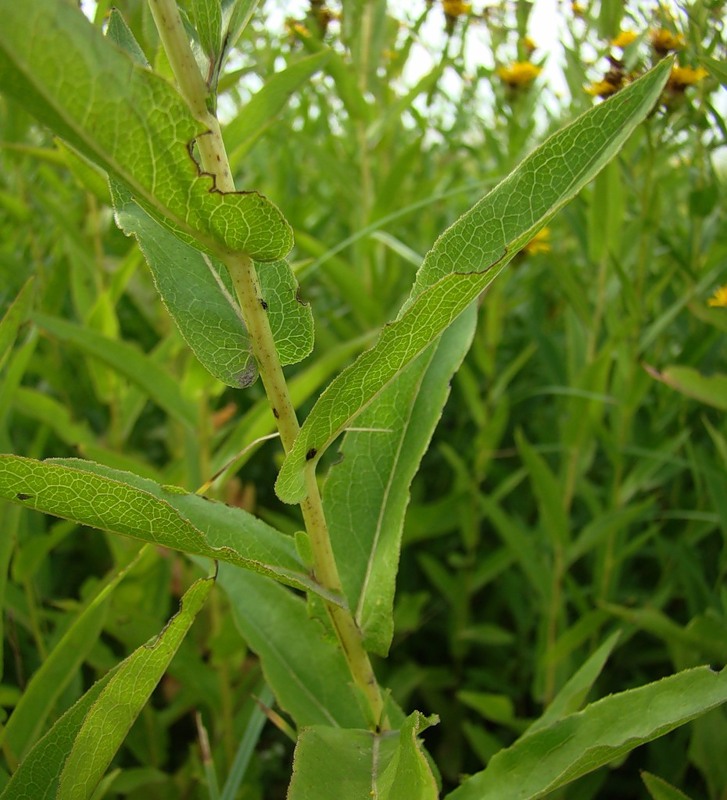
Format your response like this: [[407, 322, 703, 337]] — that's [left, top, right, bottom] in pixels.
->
[[149, 0, 386, 728]]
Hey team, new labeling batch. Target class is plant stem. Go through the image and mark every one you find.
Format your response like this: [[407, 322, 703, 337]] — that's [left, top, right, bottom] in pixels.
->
[[149, 0, 386, 728], [148, 0, 233, 191]]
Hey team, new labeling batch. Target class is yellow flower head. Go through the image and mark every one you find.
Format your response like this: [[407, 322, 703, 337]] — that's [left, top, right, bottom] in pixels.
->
[[286, 19, 312, 38], [571, 1, 586, 16], [443, 0, 471, 17], [668, 65, 708, 91], [497, 61, 542, 88], [611, 30, 638, 48], [585, 79, 620, 98], [650, 28, 685, 53], [523, 228, 551, 255], [708, 285, 727, 308]]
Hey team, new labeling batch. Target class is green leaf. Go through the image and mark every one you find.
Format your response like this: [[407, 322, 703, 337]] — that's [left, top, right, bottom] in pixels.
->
[[111, 181, 255, 387], [445, 666, 727, 800], [112, 181, 312, 382], [287, 712, 438, 799], [189, 0, 222, 59], [0, 279, 34, 370], [0, 669, 115, 800], [526, 632, 620, 736], [32, 313, 198, 428], [258, 258, 315, 367], [602, 604, 727, 663], [225, 52, 330, 169], [0, 456, 336, 600], [515, 430, 570, 549], [0, 577, 212, 800], [647, 364, 727, 411], [1, 550, 145, 763], [701, 55, 727, 86], [0, 0, 291, 261], [216, 565, 370, 729], [222, 0, 260, 48], [58, 577, 213, 799], [106, 8, 149, 68], [276, 58, 673, 504], [641, 772, 695, 800], [323, 308, 476, 656]]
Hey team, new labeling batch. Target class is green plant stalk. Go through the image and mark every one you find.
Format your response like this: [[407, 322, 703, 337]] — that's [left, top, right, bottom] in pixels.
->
[[148, 0, 386, 728]]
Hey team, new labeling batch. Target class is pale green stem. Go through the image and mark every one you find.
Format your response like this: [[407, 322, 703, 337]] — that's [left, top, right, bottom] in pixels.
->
[[148, 0, 233, 192], [149, 0, 386, 728]]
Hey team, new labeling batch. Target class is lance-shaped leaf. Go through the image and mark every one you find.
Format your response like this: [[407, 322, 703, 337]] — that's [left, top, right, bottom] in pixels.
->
[[33, 313, 198, 427], [323, 308, 476, 656], [0, 576, 213, 800], [217, 564, 371, 729], [287, 712, 438, 800], [0, 0, 291, 262], [1, 552, 145, 764], [0, 456, 338, 600], [445, 666, 727, 800], [111, 184, 313, 387], [224, 51, 331, 169], [275, 58, 672, 504]]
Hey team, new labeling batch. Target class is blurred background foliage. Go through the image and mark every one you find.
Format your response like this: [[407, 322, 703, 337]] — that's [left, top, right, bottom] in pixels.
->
[[0, 0, 726, 797]]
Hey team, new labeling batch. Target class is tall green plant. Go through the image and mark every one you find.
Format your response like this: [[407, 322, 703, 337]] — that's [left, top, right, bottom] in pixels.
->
[[0, 0, 725, 797]]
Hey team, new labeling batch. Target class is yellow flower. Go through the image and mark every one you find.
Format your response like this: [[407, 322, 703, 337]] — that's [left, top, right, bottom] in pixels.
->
[[668, 65, 708, 91], [585, 79, 621, 97], [708, 285, 727, 308], [523, 228, 551, 255], [611, 30, 638, 48], [497, 61, 541, 88], [650, 28, 685, 53], [571, 1, 586, 16], [443, 0, 471, 16]]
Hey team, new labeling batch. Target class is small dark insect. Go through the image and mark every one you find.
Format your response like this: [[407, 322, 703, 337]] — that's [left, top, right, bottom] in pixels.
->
[[272, 407, 280, 419], [305, 448, 317, 461], [260, 299, 268, 310], [16, 493, 32, 501]]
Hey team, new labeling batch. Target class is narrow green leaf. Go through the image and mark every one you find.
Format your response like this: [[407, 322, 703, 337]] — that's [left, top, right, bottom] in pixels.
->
[[602, 604, 727, 663], [525, 632, 620, 736], [701, 55, 727, 86], [0, 456, 335, 600], [0, 670, 115, 800], [287, 712, 437, 799], [225, 52, 330, 169], [641, 772, 694, 800], [323, 308, 476, 655], [33, 313, 198, 427], [587, 160, 624, 262], [56, 576, 214, 800], [106, 9, 149, 67], [0, 0, 291, 261], [276, 58, 673, 504], [445, 666, 727, 800], [222, 0, 261, 48], [1, 550, 145, 763], [189, 0, 222, 59], [0, 279, 34, 369], [515, 430, 570, 549], [216, 565, 370, 729], [648, 364, 727, 411]]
